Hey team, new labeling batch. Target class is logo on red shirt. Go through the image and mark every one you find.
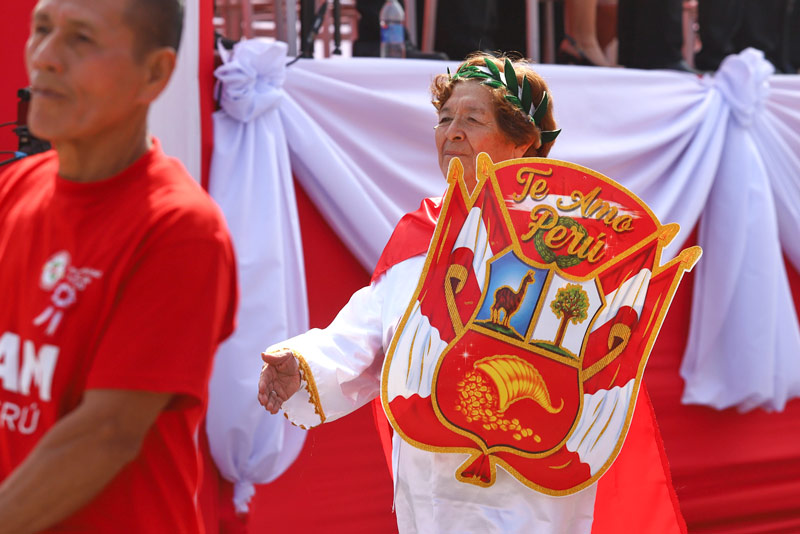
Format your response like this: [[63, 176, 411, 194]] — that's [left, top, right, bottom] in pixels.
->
[[33, 250, 102, 336]]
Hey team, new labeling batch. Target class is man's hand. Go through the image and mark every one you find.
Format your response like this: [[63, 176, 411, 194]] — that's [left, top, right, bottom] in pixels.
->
[[258, 349, 302, 414]]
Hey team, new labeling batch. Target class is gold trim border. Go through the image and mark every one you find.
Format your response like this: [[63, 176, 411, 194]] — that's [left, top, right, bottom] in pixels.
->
[[271, 347, 327, 425]]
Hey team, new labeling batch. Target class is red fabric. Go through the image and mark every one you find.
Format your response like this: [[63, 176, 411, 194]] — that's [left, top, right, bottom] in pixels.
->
[[371, 196, 443, 283], [199, 423, 250, 534], [198, 427, 250, 534], [0, 0, 36, 155], [199, 0, 215, 191], [0, 141, 237, 532], [591, 387, 687, 533], [789, 254, 800, 318], [646, 231, 800, 533], [372, 396, 394, 476], [199, 424, 222, 534]]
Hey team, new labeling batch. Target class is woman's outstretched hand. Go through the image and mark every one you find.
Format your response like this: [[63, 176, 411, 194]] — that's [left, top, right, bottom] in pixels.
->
[[258, 349, 302, 414]]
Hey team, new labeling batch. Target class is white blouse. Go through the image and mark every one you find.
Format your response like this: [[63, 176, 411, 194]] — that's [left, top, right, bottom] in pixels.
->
[[271, 255, 597, 534]]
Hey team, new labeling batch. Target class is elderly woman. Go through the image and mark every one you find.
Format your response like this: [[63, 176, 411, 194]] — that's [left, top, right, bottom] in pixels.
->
[[259, 54, 646, 533]]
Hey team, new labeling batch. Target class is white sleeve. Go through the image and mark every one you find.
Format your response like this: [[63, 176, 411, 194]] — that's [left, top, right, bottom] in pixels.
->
[[268, 255, 425, 428]]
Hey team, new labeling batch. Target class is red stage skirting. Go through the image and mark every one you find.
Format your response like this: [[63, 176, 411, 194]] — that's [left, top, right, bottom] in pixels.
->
[[249, 182, 800, 534]]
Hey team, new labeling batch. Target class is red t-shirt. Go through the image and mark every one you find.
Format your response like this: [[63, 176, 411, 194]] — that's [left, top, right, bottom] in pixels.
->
[[0, 140, 237, 532]]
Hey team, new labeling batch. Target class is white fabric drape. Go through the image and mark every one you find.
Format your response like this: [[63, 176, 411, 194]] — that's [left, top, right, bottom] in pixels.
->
[[277, 48, 799, 412], [147, 5, 311, 514], [206, 40, 308, 512], [280, 58, 447, 267], [149, 0, 202, 182], [683, 52, 800, 411]]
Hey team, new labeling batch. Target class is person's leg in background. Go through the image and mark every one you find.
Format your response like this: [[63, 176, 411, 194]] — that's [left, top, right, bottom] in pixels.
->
[[616, 0, 634, 67], [493, 0, 526, 57], [596, 0, 618, 65], [735, 0, 789, 72], [617, 0, 689, 70], [694, 0, 743, 71], [434, 0, 498, 61], [789, 0, 800, 72], [354, 0, 383, 56], [559, 0, 614, 66]]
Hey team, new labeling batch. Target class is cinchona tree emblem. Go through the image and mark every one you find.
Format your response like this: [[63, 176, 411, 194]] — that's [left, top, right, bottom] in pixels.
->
[[550, 283, 589, 349]]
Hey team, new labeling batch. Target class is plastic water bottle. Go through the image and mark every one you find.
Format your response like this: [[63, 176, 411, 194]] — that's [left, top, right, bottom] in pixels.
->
[[380, 0, 406, 58]]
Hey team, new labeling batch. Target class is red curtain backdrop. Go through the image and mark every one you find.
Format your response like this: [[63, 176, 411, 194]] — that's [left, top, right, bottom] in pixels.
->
[[647, 244, 800, 534], [0, 0, 37, 154], [198, 0, 215, 190]]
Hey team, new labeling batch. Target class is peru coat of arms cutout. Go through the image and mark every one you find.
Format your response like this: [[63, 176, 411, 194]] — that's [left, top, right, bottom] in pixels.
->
[[381, 154, 701, 495]]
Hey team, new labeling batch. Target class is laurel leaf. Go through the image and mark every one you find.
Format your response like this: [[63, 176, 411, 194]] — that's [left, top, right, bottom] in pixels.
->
[[521, 78, 533, 115], [504, 58, 518, 97], [556, 254, 582, 268], [534, 230, 556, 263], [452, 65, 474, 80], [532, 91, 549, 125], [505, 94, 522, 108], [484, 58, 502, 82], [540, 128, 561, 144]]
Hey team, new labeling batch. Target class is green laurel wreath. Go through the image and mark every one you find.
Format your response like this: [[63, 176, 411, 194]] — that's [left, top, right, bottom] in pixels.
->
[[533, 216, 586, 268], [449, 58, 562, 144]]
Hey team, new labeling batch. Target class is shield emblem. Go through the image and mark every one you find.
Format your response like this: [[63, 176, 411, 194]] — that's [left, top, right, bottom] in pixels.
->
[[382, 154, 701, 494]]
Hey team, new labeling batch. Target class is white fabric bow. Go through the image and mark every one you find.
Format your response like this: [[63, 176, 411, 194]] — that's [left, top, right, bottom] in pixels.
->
[[682, 48, 800, 412], [215, 39, 287, 122], [708, 48, 773, 127], [207, 39, 307, 513]]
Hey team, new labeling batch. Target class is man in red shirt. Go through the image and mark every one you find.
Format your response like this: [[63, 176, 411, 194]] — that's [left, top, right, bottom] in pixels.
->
[[0, 0, 238, 531]]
